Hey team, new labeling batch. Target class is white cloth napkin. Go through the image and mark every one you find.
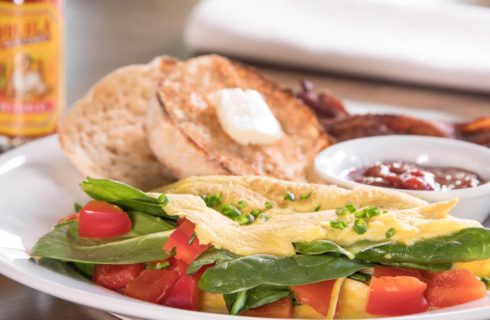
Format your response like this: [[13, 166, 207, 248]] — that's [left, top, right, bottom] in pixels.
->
[[185, 0, 490, 92]]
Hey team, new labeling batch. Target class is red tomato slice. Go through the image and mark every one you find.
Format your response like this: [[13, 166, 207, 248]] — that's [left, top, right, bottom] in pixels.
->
[[374, 266, 424, 281], [78, 201, 132, 238], [57, 212, 79, 225], [242, 296, 293, 318], [425, 269, 487, 308], [163, 274, 200, 311], [93, 264, 144, 290], [162, 219, 210, 264], [125, 269, 180, 303], [367, 276, 429, 316], [291, 280, 336, 316]]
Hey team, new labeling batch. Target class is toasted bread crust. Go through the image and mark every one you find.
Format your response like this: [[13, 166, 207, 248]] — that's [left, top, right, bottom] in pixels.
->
[[59, 56, 178, 190], [148, 55, 329, 182]]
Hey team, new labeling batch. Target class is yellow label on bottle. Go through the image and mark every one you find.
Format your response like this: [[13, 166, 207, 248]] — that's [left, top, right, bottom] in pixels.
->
[[0, 2, 64, 136]]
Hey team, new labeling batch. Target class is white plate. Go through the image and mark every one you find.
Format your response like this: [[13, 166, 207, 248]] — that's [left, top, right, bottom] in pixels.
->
[[0, 134, 489, 320]]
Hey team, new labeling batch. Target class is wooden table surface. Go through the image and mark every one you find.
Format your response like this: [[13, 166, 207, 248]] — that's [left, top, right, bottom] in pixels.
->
[[1, 1, 489, 319]]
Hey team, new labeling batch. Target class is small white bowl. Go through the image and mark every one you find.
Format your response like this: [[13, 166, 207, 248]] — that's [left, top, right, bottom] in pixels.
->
[[314, 135, 490, 222]]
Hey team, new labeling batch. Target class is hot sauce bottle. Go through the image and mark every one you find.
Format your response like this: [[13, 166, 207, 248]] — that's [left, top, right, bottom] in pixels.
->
[[0, 0, 64, 152]]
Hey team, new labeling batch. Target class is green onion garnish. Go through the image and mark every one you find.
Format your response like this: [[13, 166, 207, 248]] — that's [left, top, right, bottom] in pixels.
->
[[385, 227, 396, 239], [158, 194, 169, 206], [250, 209, 262, 218], [201, 192, 222, 208], [382, 209, 388, 214], [284, 191, 295, 201], [330, 220, 347, 230], [314, 204, 321, 211], [220, 204, 241, 218], [345, 204, 356, 212], [187, 233, 196, 245], [336, 208, 347, 215], [145, 261, 170, 270], [259, 213, 270, 222], [353, 219, 367, 234], [299, 191, 312, 200], [237, 200, 247, 209], [265, 201, 273, 209]]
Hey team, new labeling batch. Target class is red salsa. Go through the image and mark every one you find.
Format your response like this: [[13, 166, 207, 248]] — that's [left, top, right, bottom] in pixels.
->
[[347, 161, 483, 191]]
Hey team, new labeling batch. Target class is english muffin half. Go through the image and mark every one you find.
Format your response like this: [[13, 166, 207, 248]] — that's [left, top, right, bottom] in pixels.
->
[[146, 55, 329, 182], [59, 56, 179, 190]]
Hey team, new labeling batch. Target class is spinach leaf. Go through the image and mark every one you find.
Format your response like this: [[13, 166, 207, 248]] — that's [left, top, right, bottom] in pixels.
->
[[199, 254, 370, 294], [126, 211, 175, 234], [187, 247, 238, 274], [356, 228, 490, 264], [70, 262, 95, 278], [34, 258, 91, 282], [80, 177, 176, 221], [376, 261, 452, 272], [31, 220, 172, 264], [294, 240, 354, 259], [347, 272, 371, 283], [224, 285, 291, 315]]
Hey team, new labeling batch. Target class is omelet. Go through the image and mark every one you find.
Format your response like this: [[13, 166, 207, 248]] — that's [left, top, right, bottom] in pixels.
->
[[153, 175, 481, 257]]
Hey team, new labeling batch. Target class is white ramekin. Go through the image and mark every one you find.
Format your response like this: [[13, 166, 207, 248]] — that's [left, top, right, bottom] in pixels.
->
[[314, 135, 490, 222]]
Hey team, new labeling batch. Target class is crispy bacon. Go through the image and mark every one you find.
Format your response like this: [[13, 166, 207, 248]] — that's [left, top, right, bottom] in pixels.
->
[[297, 80, 489, 147]]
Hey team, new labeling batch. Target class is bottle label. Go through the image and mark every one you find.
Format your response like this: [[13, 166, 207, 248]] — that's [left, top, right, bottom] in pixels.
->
[[0, 2, 64, 137]]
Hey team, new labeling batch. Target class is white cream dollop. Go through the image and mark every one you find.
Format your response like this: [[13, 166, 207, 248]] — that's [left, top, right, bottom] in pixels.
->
[[211, 88, 282, 145]]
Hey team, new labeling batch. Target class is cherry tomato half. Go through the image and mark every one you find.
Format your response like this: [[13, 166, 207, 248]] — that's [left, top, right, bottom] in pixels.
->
[[78, 201, 132, 238]]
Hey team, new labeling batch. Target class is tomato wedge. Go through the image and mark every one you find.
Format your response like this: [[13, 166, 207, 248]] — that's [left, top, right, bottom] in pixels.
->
[[291, 280, 337, 316], [163, 274, 200, 311], [93, 264, 144, 290], [162, 219, 210, 264], [374, 266, 424, 281], [125, 269, 180, 303], [425, 269, 487, 308], [57, 212, 79, 225], [78, 201, 132, 238], [242, 296, 293, 318], [367, 276, 429, 316]]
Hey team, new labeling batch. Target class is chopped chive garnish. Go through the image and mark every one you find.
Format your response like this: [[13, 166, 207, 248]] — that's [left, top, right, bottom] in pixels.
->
[[314, 204, 321, 211], [385, 227, 396, 239], [259, 213, 269, 222], [365, 206, 381, 218], [237, 200, 247, 209], [284, 191, 295, 201], [345, 204, 356, 212], [265, 201, 273, 209], [250, 209, 262, 218], [336, 208, 347, 215], [220, 204, 241, 218], [74, 202, 83, 212], [353, 219, 367, 234], [246, 214, 255, 224], [330, 220, 347, 230], [299, 191, 312, 200], [158, 194, 169, 206], [145, 261, 170, 270], [187, 233, 196, 245], [382, 209, 388, 214], [234, 215, 250, 225], [201, 192, 222, 208]]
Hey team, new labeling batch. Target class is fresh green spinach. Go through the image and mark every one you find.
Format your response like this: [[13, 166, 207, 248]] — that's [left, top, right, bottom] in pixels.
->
[[224, 285, 291, 315], [356, 228, 490, 264], [80, 177, 176, 221], [198, 254, 370, 294], [31, 220, 173, 264], [187, 247, 238, 274]]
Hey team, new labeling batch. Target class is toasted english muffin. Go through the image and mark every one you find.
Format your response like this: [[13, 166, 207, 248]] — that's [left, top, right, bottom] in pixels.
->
[[146, 55, 329, 182], [59, 56, 179, 190]]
